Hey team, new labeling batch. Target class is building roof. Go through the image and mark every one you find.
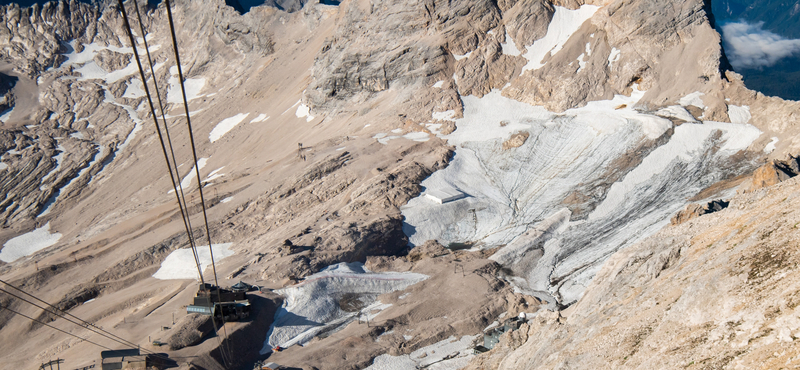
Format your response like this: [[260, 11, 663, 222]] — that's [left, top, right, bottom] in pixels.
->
[[425, 187, 466, 204], [101, 348, 140, 359]]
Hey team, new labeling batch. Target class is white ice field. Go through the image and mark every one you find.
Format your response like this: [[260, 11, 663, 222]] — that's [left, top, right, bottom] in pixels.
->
[[401, 88, 763, 305], [260, 262, 428, 354]]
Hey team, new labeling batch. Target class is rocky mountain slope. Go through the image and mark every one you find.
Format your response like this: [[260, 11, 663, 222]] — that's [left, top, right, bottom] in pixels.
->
[[467, 175, 800, 370], [0, 0, 799, 369]]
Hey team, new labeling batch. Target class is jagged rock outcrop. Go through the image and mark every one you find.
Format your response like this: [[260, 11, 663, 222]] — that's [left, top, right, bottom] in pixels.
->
[[741, 155, 800, 192], [504, 0, 729, 113], [671, 199, 729, 225]]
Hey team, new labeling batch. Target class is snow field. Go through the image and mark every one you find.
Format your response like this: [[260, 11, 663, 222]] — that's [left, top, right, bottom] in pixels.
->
[[522, 5, 600, 72], [0, 222, 62, 263], [152, 243, 234, 280], [403, 86, 763, 304], [260, 262, 428, 354]]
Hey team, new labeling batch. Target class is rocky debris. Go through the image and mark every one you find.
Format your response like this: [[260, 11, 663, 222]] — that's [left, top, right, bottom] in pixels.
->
[[670, 199, 729, 225], [741, 155, 800, 192], [165, 313, 214, 351], [406, 240, 449, 262], [501, 131, 530, 150], [92, 49, 131, 73]]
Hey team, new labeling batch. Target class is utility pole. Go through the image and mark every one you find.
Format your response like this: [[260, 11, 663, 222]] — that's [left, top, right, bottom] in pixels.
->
[[39, 359, 63, 370]]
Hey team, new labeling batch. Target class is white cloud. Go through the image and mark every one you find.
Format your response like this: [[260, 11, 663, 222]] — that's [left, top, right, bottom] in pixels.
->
[[721, 21, 800, 70]]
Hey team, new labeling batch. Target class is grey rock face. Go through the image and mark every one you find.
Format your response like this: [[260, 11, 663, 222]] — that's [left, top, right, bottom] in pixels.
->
[[502, 0, 554, 48], [0, 1, 103, 77], [0, 72, 15, 113], [305, 0, 502, 113]]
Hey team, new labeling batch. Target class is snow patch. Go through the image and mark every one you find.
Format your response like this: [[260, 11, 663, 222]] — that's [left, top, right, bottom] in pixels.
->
[[432, 110, 457, 121], [122, 79, 145, 98], [167, 76, 206, 104], [607, 47, 621, 67], [250, 113, 269, 123], [765, 137, 779, 153], [521, 5, 600, 72], [656, 106, 697, 122], [153, 243, 235, 280], [261, 262, 428, 353], [453, 51, 472, 61], [295, 103, 315, 122], [209, 113, 249, 142], [169, 158, 209, 194], [403, 132, 430, 142], [576, 53, 587, 72], [728, 105, 751, 124], [501, 31, 521, 56], [221, 196, 234, 203], [433, 81, 445, 88], [205, 167, 225, 182], [0, 223, 62, 263], [679, 91, 706, 109]]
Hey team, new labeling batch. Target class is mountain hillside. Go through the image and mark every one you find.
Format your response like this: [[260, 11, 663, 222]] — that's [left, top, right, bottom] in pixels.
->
[[0, 0, 799, 369]]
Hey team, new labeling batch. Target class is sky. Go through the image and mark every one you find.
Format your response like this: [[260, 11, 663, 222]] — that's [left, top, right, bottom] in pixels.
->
[[722, 21, 800, 70]]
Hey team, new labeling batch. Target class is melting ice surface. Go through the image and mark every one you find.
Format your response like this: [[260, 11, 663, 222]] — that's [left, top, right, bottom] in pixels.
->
[[402, 89, 763, 305], [260, 262, 428, 354], [0, 222, 62, 263], [364, 335, 479, 370], [152, 243, 234, 280]]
